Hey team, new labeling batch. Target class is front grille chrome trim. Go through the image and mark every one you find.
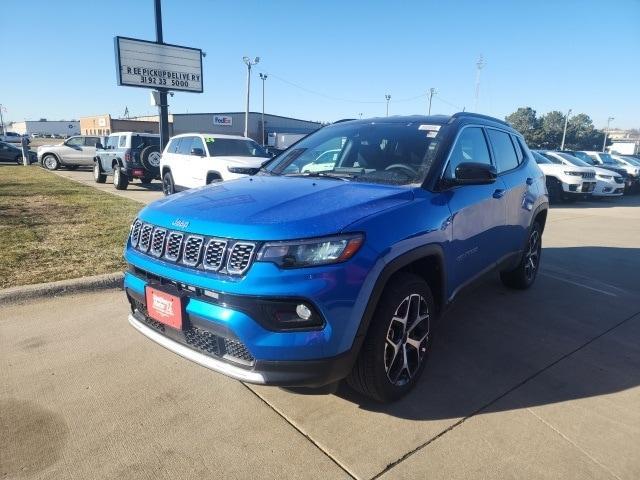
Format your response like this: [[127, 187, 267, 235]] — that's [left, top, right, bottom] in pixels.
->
[[181, 235, 204, 266], [202, 238, 228, 272], [226, 242, 257, 275], [139, 223, 154, 252], [150, 228, 167, 257], [164, 232, 184, 262]]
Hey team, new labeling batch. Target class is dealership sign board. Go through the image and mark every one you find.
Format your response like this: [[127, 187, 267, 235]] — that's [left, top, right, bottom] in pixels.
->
[[214, 115, 232, 126], [114, 36, 203, 93]]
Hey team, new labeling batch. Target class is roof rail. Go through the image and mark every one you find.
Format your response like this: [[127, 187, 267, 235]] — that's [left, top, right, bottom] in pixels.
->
[[332, 118, 356, 124], [450, 112, 510, 127]]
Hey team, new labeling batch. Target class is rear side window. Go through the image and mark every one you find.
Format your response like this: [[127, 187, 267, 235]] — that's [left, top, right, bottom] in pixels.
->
[[444, 127, 491, 179], [487, 129, 519, 173], [191, 136, 206, 154], [511, 135, 524, 163], [118, 136, 127, 148], [106, 136, 119, 149], [177, 137, 193, 155]]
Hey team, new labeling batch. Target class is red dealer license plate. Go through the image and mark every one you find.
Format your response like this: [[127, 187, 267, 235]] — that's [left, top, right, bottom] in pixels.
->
[[145, 286, 183, 330]]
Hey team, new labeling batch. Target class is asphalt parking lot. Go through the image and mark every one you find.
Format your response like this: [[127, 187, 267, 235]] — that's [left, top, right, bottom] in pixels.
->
[[2, 193, 640, 479]]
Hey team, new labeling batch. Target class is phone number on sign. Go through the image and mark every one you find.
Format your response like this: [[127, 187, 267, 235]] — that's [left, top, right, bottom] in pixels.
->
[[140, 76, 190, 88]]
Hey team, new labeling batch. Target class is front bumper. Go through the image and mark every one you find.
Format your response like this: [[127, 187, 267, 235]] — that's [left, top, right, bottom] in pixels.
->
[[592, 180, 625, 197], [127, 304, 354, 387], [561, 179, 596, 194]]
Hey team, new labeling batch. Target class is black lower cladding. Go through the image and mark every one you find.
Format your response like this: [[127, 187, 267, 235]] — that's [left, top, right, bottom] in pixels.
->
[[127, 287, 357, 387], [129, 294, 254, 366]]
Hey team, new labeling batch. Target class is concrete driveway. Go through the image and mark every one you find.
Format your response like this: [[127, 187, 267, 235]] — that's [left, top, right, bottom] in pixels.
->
[[50, 167, 163, 204], [2, 196, 640, 479]]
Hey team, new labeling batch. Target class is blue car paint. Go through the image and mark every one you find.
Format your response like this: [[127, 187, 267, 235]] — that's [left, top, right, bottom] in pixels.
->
[[125, 114, 548, 380]]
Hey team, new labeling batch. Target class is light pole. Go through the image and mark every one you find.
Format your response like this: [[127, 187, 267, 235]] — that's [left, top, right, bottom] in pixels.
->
[[603, 116, 614, 152], [259, 73, 267, 145], [242, 56, 260, 138], [0, 104, 6, 137], [474, 55, 485, 112], [560, 108, 572, 150], [427, 88, 436, 115], [385, 94, 391, 116]]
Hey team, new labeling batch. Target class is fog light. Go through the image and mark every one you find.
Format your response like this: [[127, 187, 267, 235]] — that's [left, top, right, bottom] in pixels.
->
[[296, 304, 312, 320]]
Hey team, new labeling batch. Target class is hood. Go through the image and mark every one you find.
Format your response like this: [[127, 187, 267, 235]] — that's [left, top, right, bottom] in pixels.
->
[[222, 156, 269, 167], [592, 166, 622, 177], [538, 164, 593, 175], [139, 176, 414, 240]]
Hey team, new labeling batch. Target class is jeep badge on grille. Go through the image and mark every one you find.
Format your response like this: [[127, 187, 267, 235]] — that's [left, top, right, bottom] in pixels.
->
[[171, 219, 190, 229]]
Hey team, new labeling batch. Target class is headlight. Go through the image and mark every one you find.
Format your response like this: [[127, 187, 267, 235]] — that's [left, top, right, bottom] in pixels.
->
[[563, 171, 582, 176], [257, 234, 364, 268], [596, 174, 612, 180]]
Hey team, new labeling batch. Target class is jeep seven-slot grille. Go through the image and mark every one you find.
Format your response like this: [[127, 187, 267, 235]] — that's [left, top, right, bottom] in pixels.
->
[[582, 172, 595, 179], [130, 220, 257, 276]]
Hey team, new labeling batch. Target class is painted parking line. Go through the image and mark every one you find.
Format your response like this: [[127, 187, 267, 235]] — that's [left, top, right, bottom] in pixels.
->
[[540, 272, 618, 297]]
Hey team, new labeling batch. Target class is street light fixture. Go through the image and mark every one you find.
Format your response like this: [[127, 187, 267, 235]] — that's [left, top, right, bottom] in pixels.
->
[[603, 116, 614, 152], [259, 73, 268, 145], [242, 56, 260, 138], [427, 88, 436, 115], [385, 94, 391, 117], [560, 108, 572, 150]]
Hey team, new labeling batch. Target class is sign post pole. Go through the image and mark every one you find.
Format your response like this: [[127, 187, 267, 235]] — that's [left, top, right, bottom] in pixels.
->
[[154, 0, 170, 151], [21, 136, 30, 166]]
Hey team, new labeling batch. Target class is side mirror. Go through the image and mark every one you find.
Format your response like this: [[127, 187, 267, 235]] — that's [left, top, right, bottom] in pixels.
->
[[453, 162, 497, 185], [191, 147, 205, 156], [96, 143, 104, 150]]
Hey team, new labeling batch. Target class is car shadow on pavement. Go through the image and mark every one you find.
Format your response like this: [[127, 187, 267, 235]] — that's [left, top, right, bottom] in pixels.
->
[[289, 246, 640, 420]]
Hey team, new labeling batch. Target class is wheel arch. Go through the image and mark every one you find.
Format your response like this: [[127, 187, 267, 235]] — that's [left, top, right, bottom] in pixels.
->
[[351, 244, 447, 355], [206, 170, 222, 184]]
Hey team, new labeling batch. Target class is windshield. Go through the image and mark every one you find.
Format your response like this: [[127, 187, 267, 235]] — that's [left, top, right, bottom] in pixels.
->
[[570, 151, 595, 165], [131, 135, 160, 149], [539, 152, 562, 164], [598, 153, 616, 164], [561, 154, 591, 167], [621, 156, 640, 167], [265, 121, 443, 185], [205, 138, 269, 157]]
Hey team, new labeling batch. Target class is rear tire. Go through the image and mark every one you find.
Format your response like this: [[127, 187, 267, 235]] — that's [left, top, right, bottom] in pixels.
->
[[113, 166, 129, 190], [346, 272, 434, 403], [162, 171, 175, 195], [93, 162, 106, 183], [500, 221, 542, 290], [42, 154, 59, 171]]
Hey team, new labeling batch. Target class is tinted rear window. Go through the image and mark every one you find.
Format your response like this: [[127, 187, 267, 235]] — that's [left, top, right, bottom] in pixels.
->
[[487, 129, 519, 173], [131, 135, 160, 149]]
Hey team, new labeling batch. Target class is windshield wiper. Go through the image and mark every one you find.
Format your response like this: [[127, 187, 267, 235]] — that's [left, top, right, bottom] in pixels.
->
[[287, 171, 354, 181]]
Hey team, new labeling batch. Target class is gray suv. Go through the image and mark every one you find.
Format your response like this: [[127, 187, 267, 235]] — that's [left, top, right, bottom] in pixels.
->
[[94, 132, 161, 190], [38, 135, 102, 170]]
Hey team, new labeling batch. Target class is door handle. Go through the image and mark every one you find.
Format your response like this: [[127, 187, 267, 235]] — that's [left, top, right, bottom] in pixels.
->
[[526, 177, 533, 185], [493, 189, 505, 199]]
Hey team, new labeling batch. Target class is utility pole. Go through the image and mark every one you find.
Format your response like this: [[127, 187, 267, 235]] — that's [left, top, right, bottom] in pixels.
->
[[560, 108, 572, 150], [154, 0, 170, 151], [603, 116, 614, 152], [243, 56, 260, 138], [385, 94, 391, 117], [427, 88, 436, 115], [474, 55, 485, 112], [259, 73, 267, 145], [0, 104, 5, 137]]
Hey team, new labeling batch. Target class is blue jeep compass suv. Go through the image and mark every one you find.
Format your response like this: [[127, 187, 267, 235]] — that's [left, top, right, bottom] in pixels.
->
[[124, 113, 548, 402]]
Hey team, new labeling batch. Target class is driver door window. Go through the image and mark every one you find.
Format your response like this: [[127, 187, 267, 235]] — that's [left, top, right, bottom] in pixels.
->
[[444, 127, 491, 179], [66, 137, 83, 147]]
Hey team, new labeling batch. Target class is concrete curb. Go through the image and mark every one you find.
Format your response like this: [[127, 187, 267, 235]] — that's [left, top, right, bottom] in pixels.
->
[[0, 272, 124, 306]]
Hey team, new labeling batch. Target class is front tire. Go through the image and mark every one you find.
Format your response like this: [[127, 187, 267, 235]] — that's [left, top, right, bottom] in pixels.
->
[[500, 221, 542, 289], [347, 272, 434, 403], [162, 171, 175, 195], [93, 162, 106, 183], [113, 166, 129, 190], [42, 154, 59, 171]]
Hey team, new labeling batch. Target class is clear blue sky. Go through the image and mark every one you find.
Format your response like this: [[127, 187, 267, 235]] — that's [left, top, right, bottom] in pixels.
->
[[2, 0, 639, 129]]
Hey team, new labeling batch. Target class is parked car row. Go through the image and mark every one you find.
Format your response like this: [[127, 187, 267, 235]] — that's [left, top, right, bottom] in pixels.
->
[[531, 149, 638, 203], [0, 141, 37, 164]]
